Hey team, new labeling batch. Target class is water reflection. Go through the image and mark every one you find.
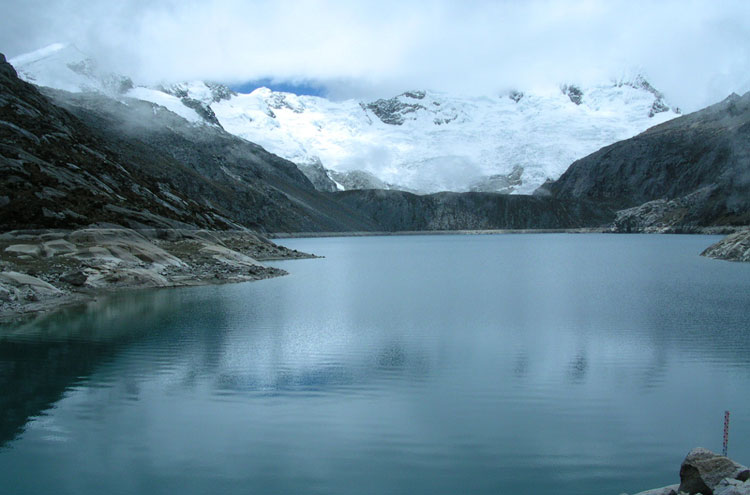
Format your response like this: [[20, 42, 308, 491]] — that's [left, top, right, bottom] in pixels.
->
[[0, 338, 113, 447], [567, 352, 588, 383], [0, 287, 234, 448], [0, 234, 748, 495]]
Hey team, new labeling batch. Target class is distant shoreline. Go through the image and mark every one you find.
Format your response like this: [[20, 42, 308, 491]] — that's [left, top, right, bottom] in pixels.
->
[[269, 226, 743, 239]]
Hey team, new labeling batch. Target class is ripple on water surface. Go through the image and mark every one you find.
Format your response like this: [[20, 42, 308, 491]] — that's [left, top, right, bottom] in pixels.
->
[[0, 234, 749, 495]]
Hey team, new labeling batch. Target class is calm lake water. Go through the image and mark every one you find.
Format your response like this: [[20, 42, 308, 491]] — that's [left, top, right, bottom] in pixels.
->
[[1, 234, 749, 495]]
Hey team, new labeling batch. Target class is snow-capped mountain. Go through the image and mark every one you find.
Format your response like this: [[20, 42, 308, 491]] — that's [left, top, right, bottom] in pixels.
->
[[10, 44, 681, 194], [10, 43, 134, 96]]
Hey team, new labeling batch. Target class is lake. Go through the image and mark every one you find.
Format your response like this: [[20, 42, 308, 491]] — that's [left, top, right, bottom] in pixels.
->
[[1, 234, 749, 495]]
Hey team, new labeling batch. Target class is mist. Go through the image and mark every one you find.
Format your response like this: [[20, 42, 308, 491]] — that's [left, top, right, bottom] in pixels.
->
[[1, 0, 749, 111]]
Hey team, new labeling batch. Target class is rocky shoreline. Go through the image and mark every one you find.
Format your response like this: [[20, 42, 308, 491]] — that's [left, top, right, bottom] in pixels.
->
[[631, 448, 749, 495], [701, 230, 750, 262], [270, 226, 746, 238], [0, 227, 315, 322], [2, 226, 747, 323]]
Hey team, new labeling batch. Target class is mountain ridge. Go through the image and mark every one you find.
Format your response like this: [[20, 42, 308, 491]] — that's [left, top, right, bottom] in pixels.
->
[[0, 52, 613, 234], [548, 91, 750, 231], [10, 43, 681, 195]]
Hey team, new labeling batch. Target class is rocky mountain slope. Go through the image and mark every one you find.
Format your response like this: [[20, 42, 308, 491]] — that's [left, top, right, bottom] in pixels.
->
[[332, 189, 612, 231], [10, 43, 680, 195], [0, 54, 231, 231], [0, 52, 380, 233], [2, 51, 613, 234], [547, 92, 750, 231]]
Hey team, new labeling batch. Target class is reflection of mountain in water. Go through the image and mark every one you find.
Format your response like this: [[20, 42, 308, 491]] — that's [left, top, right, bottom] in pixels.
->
[[0, 288, 435, 447], [0, 339, 114, 448], [0, 288, 231, 448]]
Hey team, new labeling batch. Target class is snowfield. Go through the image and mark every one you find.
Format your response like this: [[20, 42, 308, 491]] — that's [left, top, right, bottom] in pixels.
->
[[10, 43, 680, 194]]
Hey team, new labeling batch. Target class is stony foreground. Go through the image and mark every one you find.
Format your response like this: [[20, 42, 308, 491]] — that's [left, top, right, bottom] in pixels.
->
[[631, 448, 749, 495], [0, 227, 314, 321]]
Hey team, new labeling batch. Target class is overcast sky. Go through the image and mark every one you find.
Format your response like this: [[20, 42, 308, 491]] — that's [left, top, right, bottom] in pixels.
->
[[1, 0, 748, 111]]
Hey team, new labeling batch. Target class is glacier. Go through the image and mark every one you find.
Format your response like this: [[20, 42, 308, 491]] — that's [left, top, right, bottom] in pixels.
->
[[9, 43, 681, 194]]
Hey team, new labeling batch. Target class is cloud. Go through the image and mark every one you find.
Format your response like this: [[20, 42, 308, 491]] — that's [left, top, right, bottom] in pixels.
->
[[1, 0, 749, 110]]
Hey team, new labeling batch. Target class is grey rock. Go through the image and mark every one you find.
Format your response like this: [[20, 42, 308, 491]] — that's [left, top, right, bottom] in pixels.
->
[[365, 94, 425, 125], [509, 90, 524, 103], [42, 239, 77, 257], [562, 84, 583, 105], [469, 165, 524, 193], [179, 96, 223, 127], [297, 159, 340, 192], [333, 189, 613, 231], [702, 230, 750, 262], [679, 448, 749, 495], [402, 90, 426, 100], [612, 187, 716, 233], [5, 244, 42, 257], [714, 478, 750, 495], [59, 269, 88, 286], [0, 271, 61, 293], [0, 284, 13, 301], [329, 170, 388, 190], [632, 484, 679, 495]]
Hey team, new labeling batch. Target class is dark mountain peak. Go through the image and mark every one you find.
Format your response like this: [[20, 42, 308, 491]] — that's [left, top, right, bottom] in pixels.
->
[[401, 90, 426, 100], [365, 95, 426, 125], [549, 91, 750, 229], [0, 53, 17, 79], [561, 84, 583, 105]]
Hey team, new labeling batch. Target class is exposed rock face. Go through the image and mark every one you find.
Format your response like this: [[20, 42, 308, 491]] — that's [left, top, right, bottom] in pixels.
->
[[549, 92, 750, 230], [0, 53, 231, 231], [332, 189, 613, 231], [611, 186, 717, 233], [297, 159, 340, 192], [470, 165, 524, 193], [365, 92, 426, 125], [509, 90, 524, 103], [701, 230, 750, 262], [329, 169, 389, 191], [0, 52, 381, 233], [619, 75, 677, 117], [678, 448, 749, 495], [562, 84, 584, 105]]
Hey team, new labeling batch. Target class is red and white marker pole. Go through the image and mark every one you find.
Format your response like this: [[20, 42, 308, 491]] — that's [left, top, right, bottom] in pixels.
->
[[722, 410, 730, 457]]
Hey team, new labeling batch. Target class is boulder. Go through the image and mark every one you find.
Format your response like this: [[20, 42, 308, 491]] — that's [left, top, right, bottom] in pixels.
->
[[59, 269, 88, 286], [679, 448, 750, 495], [0, 271, 61, 294], [0, 283, 15, 302], [4, 244, 42, 257], [42, 239, 77, 257]]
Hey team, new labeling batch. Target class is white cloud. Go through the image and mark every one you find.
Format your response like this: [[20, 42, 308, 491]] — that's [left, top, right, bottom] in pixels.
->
[[2, 0, 749, 111]]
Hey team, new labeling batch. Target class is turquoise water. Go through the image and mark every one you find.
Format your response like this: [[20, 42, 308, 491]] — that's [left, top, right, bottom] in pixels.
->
[[1, 234, 749, 495]]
